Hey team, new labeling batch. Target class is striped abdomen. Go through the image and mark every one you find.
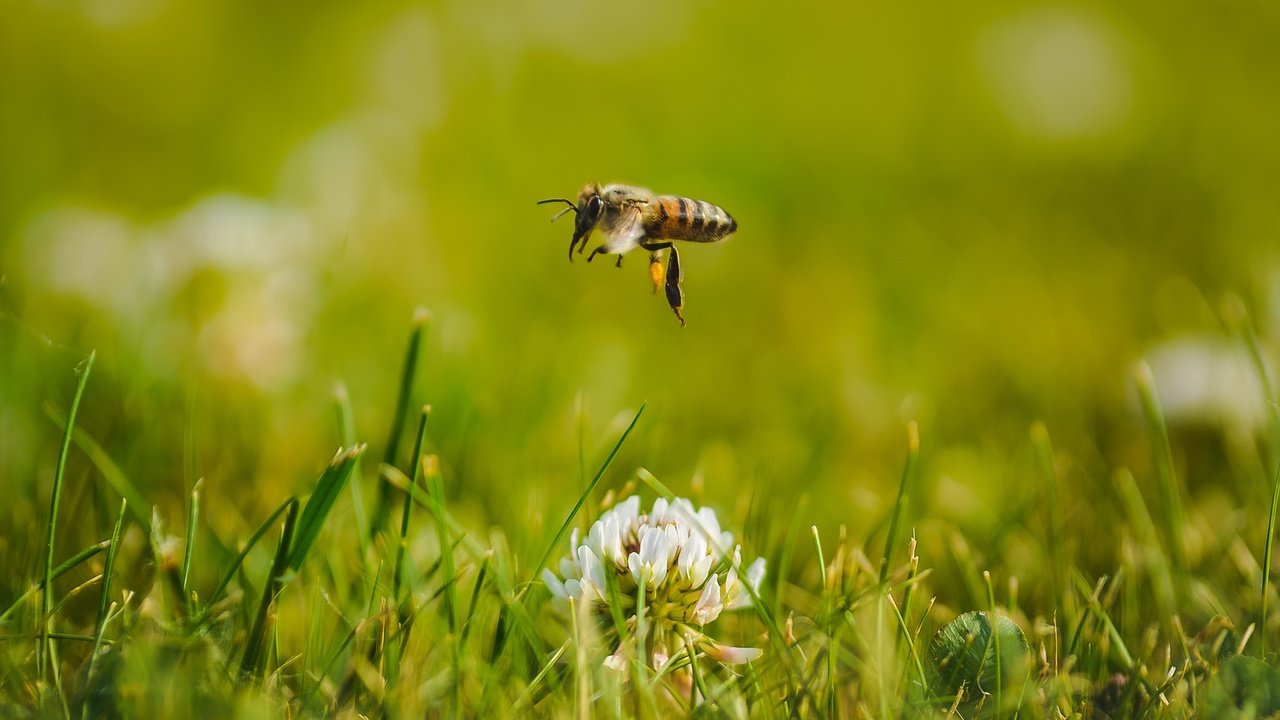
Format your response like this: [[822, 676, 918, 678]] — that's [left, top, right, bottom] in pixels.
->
[[648, 196, 737, 243]]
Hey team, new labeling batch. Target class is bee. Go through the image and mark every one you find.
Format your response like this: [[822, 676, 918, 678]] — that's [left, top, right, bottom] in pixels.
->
[[538, 183, 737, 326]]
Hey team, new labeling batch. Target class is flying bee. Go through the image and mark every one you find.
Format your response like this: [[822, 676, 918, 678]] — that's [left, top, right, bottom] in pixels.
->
[[538, 183, 737, 326]]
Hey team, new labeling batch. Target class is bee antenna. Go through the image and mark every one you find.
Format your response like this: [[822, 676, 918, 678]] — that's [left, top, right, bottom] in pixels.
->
[[537, 197, 578, 222]]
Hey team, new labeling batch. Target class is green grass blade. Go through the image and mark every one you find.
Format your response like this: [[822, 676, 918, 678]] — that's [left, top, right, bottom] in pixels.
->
[[1071, 570, 1134, 670], [41, 349, 94, 691], [880, 420, 920, 584], [386, 408, 430, 686], [95, 498, 126, 634], [532, 404, 644, 578], [813, 525, 828, 593], [1031, 422, 1067, 612], [371, 308, 429, 536], [206, 497, 297, 608], [45, 404, 151, 534], [424, 448, 462, 714], [83, 498, 127, 716], [393, 408, 430, 607], [1263, 463, 1280, 657], [335, 383, 371, 561], [1224, 295, 1280, 470], [1134, 361, 1188, 596], [0, 541, 109, 625], [288, 444, 367, 571], [181, 479, 201, 611], [240, 498, 300, 681], [386, 467, 548, 666], [1114, 468, 1176, 628]]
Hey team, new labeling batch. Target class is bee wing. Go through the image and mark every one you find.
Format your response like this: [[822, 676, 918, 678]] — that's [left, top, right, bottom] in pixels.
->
[[600, 203, 647, 249]]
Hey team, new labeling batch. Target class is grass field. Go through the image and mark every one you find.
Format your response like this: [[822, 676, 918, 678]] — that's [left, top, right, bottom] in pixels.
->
[[4, 0, 1280, 717]]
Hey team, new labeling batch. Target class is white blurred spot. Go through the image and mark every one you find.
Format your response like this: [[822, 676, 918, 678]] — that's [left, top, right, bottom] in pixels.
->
[[73, 0, 166, 28], [168, 194, 316, 273], [198, 276, 308, 389], [24, 206, 140, 314], [979, 6, 1132, 139], [523, 0, 690, 61], [22, 194, 324, 389], [1145, 336, 1267, 433], [445, 0, 691, 66], [277, 114, 424, 231]]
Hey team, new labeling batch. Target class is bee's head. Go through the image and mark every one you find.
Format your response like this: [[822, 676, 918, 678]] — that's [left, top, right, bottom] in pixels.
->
[[572, 183, 604, 241], [539, 182, 605, 260]]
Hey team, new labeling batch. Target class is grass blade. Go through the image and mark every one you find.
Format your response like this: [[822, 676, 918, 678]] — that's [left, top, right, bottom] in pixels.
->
[[240, 498, 300, 681], [532, 404, 645, 578], [1134, 361, 1188, 598], [0, 541, 109, 625], [206, 498, 297, 609], [393, 408, 430, 609], [44, 404, 151, 534], [371, 308, 429, 537], [880, 420, 920, 584], [181, 479, 201, 611], [1114, 468, 1176, 628], [1263, 463, 1280, 657], [1223, 295, 1280, 470], [424, 450, 462, 714], [95, 498, 126, 635], [41, 349, 94, 692], [83, 498, 127, 715], [1031, 422, 1067, 612], [288, 444, 367, 571], [335, 383, 371, 560]]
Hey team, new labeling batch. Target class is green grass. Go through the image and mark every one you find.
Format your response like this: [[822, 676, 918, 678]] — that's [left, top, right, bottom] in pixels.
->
[[4, 313, 1280, 719]]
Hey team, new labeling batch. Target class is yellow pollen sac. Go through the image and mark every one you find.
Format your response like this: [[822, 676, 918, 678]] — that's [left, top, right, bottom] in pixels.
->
[[648, 253, 664, 293]]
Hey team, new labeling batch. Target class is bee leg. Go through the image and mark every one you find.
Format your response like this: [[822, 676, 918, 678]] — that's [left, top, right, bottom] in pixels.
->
[[664, 245, 686, 327], [640, 240, 673, 296], [586, 245, 606, 263], [615, 255, 623, 269]]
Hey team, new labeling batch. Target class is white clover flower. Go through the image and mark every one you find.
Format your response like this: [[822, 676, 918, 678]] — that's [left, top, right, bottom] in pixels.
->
[[542, 495, 766, 670]]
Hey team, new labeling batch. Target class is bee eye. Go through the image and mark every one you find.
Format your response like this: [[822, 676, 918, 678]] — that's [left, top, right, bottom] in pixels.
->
[[587, 196, 602, 217]]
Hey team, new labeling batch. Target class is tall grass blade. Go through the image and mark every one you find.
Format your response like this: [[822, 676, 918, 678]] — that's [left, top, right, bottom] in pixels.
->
[[424, 451, 462, 714], [335, 383, 371, 560], [1115, 468, 1177, 628], [41, 349, 94, 691], [1224, 295, 1280, 470], [880, 420, 920, 584], [533, 404, 644, 578], [1263, 463, 1280, 657], [393, 408, 430, 608], [83, 498, 127, 717], [1134, 361, 1188, 597], [95, 499, 126, 635], [181, 479, 201, 611], [205, 497, 297, 609], [240, 498, 300, 680], [371, 308, 429, 537], [288, 444, 366, 571], [0, 541, 109, 625], [1031, 422, 1067, 613], [45, 404, 151, 534]]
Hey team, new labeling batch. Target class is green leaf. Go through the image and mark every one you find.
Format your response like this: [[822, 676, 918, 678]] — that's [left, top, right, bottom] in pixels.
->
[[287, 444, 366, 571], [1203, 655, 1280, 718], [927, 611, 1029, 709]]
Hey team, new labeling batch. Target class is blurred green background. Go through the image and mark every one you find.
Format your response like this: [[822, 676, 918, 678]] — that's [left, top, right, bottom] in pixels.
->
[[3, 0, 1279, 593]]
